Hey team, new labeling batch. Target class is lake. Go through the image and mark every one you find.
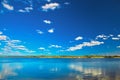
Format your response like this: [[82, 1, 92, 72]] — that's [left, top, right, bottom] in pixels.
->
[[0, 58, 120, 80]]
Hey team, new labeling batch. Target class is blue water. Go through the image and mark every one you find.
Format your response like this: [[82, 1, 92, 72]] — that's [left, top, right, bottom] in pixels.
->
[[0, 58, 120, 80]]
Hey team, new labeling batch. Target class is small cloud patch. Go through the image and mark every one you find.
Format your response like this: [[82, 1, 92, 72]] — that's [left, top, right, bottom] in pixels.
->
[[43, 20, 51, 24], [42, 3, 60, 11], [75, 36, 83, 41], [48, 28, 54, 33]]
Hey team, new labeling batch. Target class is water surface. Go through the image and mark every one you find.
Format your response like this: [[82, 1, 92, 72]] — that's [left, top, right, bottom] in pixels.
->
[[0, 58, 120, 80]]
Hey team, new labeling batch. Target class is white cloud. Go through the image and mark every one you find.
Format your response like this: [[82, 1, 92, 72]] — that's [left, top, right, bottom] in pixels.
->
[[0, 32, 34, 54], [0, 35, 7, 40], [36, 30, 44, 34], [96, 34, 114, 40], [2, 2, 14, 10], [12, 45, 25, 50], [42, 3, 60, 11], [109, 34, 114, 37], [67, 41, 104, 51], [48, 28, 54, 33], [117, 46, 120, 48], [38, 47, 45, 50], [112, 37, 120, 40], [2, 39, 34, 54], [96, 34, 108, 40], [75, 36, 83, 41], [18, 7, 33, 13], [18, 9, 26, 13], [49, 44, 62, 48], [17, 0, 33, 13], [43, 20, 51, 24], [11, 45, 30, 52], [10, 40, 21, 43], [118, 34, 120, 37]]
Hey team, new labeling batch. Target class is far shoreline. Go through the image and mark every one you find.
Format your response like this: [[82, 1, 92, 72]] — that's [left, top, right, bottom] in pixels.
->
[[0, 55, 120, 58]]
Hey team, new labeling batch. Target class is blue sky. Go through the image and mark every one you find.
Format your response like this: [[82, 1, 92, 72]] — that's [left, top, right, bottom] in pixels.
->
[[0, 0, 120, 56]]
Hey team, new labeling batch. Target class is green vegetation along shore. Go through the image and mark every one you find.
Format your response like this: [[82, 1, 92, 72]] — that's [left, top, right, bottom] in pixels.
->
[[0, 55, 120, 58]]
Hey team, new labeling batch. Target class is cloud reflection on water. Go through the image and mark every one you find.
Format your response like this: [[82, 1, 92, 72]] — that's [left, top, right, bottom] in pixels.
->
[[69, 61, 120, 80], [0, 59, 120, 80], [0, 63, 22, 79]]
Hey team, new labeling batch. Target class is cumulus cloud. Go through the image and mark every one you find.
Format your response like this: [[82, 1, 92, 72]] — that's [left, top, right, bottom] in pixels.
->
[[67, 41, 104, 51], [118, 34, 120, 37], [9, 40, 21, 43], [38, 47, 46, 50], [96, 34, 115, 40], [2, 39, 34, 54], [18, 7, 33, 13], [42, 3, 60, 11], [0, 35, 7, 40], [75, 36, 83, 41], [43, 20, 51, 24], [16, 45, 26, 50], [0, 31, 35, 54], [36, 30, 44, 34], [112, 37, 120, 40], [49, 44, 62, 48], [2, 1, 14, 10], [18, 10, 27, 13], [1, 1, 63, 13], [12, 45, 28, 51], [96, 34, 108, 40], [17, 0, 33, 13], [109, 34, 114, 37], [48, 28, 54, 33]]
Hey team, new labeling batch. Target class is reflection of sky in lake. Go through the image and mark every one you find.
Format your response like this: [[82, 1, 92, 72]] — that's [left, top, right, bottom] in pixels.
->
[[0, 63, 22, 79], [0, 58, 120, 80]]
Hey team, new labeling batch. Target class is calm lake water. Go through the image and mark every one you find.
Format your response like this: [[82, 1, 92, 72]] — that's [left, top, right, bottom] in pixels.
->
[[0, 58, 120, 80]]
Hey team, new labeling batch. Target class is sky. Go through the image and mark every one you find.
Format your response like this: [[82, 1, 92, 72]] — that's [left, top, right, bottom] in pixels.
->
[[0, 0, 120, 56]]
